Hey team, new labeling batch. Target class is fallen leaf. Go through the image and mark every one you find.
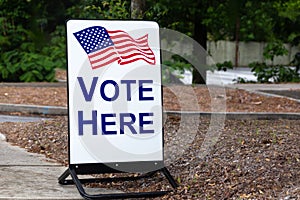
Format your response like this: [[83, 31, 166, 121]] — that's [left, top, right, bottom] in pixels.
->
[[252, 101, 262, 105]]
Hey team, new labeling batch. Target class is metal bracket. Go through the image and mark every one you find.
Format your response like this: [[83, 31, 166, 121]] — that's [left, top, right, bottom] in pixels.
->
[[58, 167, 178, 199]]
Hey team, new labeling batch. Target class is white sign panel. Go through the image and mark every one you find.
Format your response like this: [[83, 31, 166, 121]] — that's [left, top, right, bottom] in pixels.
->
[[67, 20, 162, 165]]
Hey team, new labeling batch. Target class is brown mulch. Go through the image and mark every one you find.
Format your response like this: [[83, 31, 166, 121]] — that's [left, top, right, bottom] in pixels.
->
[[0, 70, 299, 199], [0, 85, 299, 113], [0, 68, 299, 113], [0, 86, 68, 107], [0, 115, 299, 199]]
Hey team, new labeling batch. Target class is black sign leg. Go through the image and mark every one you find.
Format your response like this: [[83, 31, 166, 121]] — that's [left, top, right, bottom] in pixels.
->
[[162, 167, 178, 188], [58, 169, 72, 185], [58, 167, 177, 199]]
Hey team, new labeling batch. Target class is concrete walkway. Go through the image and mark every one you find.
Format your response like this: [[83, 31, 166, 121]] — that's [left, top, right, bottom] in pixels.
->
[[0, 136, 82, 200], [0, 134, 121, 199], [0, 114, 44, 123], [227, 83, 300, 103], [181, 67, 257, 85], [227, 83, 300, 91]]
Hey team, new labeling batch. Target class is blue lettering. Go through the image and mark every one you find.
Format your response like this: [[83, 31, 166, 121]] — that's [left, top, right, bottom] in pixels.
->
[[100, 80, 119, 101], [78, 110, 97, 135], [139, 112, 154, 134], [77, 77, 98, 102], [120, 80, 136, 101], [77, 112, 155, 135], [139, 80, 154, 101], [120, 113, 137, 134], [101, 113, 117, 135]]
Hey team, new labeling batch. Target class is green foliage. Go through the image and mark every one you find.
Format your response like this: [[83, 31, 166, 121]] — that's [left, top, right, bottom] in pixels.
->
[[263, 41, 288, 62], [67, 0, 130, 19], [162, 55, 192, 83], [43, 25, 66, 69], [275, 0, 300, 22], [274, 0, 300, 45], [248, 42, 299, 83], [233, 77, 256, 84], [203, 1, 276, 42], [0, 42, 56, 82], [203, 3, 231, 41], [215, 61, 233, 72], [0, 0, 68, 82], [0, 0, 131, 82], [250, 62, 300, 83], [291, 52, 300, 72], [163, 55, 192, 73], [145, 0, 195, 36], [0, 0, 299, 82], [144, 1, 168, 22]]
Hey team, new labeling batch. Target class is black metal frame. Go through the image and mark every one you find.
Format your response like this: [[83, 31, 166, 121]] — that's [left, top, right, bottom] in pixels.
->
[[58, 164, 178, 199]]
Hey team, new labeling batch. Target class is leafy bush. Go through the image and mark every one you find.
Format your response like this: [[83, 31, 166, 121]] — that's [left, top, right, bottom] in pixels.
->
[[0, 0, 131, 82], [0, 46, 57, 82], [263, 41, 288, 62], [0, 1, 59, 82], [233, 77, 256, 83], [0, 25, 65, 82], [162, 54, 192, 83], [43, 26, 66, 70], [215, 60, 233, 71], [249, 62, 300, 83], [247, 40, 300, 83]]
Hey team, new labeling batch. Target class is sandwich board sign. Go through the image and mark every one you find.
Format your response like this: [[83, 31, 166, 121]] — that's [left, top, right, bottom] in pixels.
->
[[59, 20, 177, 199]]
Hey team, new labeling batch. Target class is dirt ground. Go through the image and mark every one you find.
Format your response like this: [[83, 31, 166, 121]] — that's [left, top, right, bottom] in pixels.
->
[[0, 84, 300, 113], [0, 70, 299, 199], [0, 115, 299, 199]]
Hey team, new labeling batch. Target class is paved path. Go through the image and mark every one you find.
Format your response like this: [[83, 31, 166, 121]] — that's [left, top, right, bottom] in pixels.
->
[[0, 114, 43, 123], [227, 83, 300, 103], [0, 137, 82, 199], [181, 67, 257, 85], [0, 135, 121, 199], [0, 115, 119, 199], [207, 67, 257, 85]]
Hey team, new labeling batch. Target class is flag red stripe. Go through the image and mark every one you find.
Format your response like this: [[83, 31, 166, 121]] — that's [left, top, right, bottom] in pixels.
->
[[112, 37, 149, 49], [89, 46, 118, 64], [107, 30, 125, 34], [135, 35, 148, 41], [119, 57, 155, 65], [89, 51, 118, 64], [108, 31, 149, 45], [114, 43, 151, 52], [110, 33, 148, 42], [120, 53, 155, 61], [113, 38, 148, 47], [89, 57, 120, 69], [117, 47, 155, 56], [88, 46, 119, 68], [108, 31, 148, 42], [89, 46, 116, 59], [115, 45, 155, 61]]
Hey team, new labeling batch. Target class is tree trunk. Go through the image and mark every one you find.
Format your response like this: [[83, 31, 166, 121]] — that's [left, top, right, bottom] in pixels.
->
[[235, 17, 240, 67], [131, 0, 145, 19], [192, 1, 207, 84]]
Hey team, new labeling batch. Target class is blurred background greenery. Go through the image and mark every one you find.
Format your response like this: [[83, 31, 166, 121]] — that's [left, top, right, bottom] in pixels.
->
[[0, 0, 299, 82]]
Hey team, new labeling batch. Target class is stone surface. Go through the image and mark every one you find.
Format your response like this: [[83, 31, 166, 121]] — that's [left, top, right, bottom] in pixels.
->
[[0, 139, 121, 199], [0, 114, 44, 123]]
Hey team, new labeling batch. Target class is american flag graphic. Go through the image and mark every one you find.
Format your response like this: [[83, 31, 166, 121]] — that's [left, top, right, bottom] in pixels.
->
[[73, 26, 156, 69]]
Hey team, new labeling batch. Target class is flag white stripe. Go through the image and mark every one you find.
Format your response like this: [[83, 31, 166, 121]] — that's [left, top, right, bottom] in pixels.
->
[[89, 47, 116, 62]]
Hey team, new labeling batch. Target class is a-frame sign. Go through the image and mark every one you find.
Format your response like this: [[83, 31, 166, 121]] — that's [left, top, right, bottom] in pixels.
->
[[58, 20, 177, 199]]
